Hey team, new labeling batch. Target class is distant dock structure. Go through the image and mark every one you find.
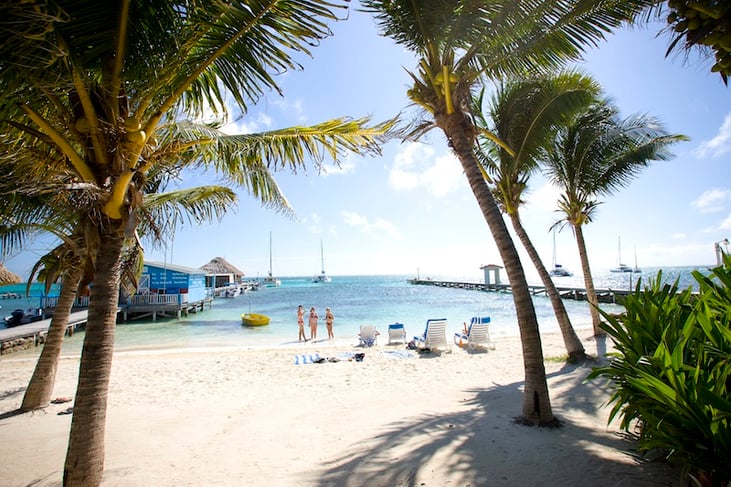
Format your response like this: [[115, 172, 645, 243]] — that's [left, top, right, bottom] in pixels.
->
[[409, 264, 630, 304], [0, 310, 89, 355]]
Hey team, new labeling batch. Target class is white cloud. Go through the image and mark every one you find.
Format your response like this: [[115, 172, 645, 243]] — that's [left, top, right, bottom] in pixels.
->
[[692, 188, 731, 213], [221, 112, 273, 135], [388, 142, 464, 197], [321, 155, 357, 176], [671, 232, 686, 240], [524, 182, 562, 213], [341, 210, 402, 240], [273, 98, 306, 123], [695, 112, 731, 158], [720, 213, 731, 231]]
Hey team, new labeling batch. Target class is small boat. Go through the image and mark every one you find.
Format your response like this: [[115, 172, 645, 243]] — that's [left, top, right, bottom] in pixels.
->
[[610, 237, 641, 273], [241, 313, 270, 326], [549, 264, 573, 277], [609, 263, 634, 273], [263, 231, 281, 287], [548, 230, 572, 277], [3, 308, 43, 328], [313, 240, 331, 283]]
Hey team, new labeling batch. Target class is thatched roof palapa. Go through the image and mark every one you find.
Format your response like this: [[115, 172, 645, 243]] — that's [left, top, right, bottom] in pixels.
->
[[0, 263, 22, 285], [200, 257, 245, 277]]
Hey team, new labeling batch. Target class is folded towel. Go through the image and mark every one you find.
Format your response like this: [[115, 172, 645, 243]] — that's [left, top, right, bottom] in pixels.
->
[[383, 350, 415, 359], [294, 353, 321, 365]]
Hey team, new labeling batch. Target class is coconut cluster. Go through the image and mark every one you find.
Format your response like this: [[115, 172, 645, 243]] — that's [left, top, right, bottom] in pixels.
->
[[665, 0, 731, 79], [123, 116, 145, 145]]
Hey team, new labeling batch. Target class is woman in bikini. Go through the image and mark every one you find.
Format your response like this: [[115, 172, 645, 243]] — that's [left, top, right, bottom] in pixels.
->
[[297, 305, 306, 342], [325, 307, 334, 340], [308, 307, 318, 341]]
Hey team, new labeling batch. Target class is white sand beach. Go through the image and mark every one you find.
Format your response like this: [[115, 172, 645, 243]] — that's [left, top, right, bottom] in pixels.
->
[[0, 332, 678, 486]]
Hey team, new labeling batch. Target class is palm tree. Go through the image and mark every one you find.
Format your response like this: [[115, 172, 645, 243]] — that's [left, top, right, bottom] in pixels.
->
[[1, 2, 393, 484], [361, 0, 657, 425], [645, 1, 731, 83], [15, 184, 238, 411], [474, 71, 601, 362], [543, 99, 688, 335]]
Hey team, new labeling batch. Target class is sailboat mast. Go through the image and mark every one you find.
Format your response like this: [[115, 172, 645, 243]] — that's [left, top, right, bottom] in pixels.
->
[[320, 240, 325, 273], [269, 231, 273, 277], [617, 236, 622, 266]]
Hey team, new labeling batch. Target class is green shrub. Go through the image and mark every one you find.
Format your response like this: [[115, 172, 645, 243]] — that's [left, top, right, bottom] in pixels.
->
[[589, 258, 731, 486]]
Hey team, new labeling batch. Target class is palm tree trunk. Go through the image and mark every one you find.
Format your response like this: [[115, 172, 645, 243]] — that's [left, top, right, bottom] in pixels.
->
[[64, 230, 124, 486], [440, 113, 555, 425], [574, 224, 603, 335], [21, 266, 83, 411], [508, 213, 586, 362]]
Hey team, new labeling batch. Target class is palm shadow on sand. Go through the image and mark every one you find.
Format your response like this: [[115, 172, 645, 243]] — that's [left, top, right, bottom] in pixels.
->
[[314, 361, 679, 487]]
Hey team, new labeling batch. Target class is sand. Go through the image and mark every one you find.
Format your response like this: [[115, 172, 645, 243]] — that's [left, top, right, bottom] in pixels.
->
[[0, 332, 678, 486]]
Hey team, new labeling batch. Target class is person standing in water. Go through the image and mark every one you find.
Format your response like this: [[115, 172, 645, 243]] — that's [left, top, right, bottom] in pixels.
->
[[297, 305, 306, 342], [325, 307, 334, 340], [308, 307, 319, 341]]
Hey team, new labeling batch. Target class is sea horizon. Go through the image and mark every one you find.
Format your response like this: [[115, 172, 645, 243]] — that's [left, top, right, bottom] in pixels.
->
[[0, 265, 713, 357]]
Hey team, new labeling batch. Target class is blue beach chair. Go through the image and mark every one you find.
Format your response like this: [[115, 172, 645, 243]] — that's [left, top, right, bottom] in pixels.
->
[[455, 316, 493, 350], [414, 318, 449, 351], [387, 323, 406, 344]]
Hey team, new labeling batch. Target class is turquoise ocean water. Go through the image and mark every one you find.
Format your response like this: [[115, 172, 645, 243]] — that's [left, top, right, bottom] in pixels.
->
[[0, 266, 710, 356]]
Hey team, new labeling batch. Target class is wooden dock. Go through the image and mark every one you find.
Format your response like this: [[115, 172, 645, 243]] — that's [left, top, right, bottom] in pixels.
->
[[0, 310, 89, 354], [408, 279, 630, 304]]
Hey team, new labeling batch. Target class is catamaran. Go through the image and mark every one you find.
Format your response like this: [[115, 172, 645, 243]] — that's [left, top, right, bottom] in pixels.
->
[[262, 231, 281, 287], [548, 229, 572, 277], [610, 237, 641, 273], [313, 240, 331, 283]]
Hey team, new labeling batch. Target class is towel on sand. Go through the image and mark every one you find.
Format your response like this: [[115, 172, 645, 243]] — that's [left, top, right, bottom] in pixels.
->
[[383, 350, 416, 359], [294, 353, 322, 365]]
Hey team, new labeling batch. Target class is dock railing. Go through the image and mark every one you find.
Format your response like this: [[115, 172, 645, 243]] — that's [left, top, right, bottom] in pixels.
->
[[127, 293, 186, 306], [41, 296, 90, 310]]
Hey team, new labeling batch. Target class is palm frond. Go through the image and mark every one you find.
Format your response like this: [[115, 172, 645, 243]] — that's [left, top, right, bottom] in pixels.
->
[[138, 185, 239, 245]]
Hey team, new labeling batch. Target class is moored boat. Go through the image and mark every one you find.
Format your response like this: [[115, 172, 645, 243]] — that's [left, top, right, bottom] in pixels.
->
[[610, 237, 641, 273], [549, 264, 573, 277], [549, 230, 572, 277], [263, 231, 281, 287], [313, 240, 331, 283], [241, 313, 270, 326], [3, 308, 43, 328]]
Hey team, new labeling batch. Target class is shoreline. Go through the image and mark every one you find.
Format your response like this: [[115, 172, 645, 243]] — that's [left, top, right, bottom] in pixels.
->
[[0, 332, 679, 486]]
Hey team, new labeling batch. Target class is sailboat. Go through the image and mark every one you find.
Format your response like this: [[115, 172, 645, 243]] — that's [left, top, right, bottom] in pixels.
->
[[313, 240, 331, 283], [610, 237, 641, 273], [262, 231, 281, 287], [548, 230, 572, 277]]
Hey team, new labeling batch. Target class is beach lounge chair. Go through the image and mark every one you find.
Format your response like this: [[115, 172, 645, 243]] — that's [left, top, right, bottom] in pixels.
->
[[358, 325, 378, 347], [387, 323, 406, 344], [414, 318, 449, 351], [454, 316, 493, 350]]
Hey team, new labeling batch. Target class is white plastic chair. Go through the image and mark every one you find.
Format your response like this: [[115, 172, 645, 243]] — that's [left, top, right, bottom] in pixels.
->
[[414, 318, 449, 351], [358, 325, 378, 347], [387, 323, 406, 344], [454, 316, 493, 350]]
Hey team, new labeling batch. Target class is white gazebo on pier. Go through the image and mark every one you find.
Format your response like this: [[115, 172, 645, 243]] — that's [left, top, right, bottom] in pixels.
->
[[480, 264, 503, 286]]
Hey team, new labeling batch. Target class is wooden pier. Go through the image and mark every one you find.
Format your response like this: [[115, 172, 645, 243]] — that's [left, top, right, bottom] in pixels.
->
[[121, 295, 213, 321], [0, 310, 90, 355], [408, 279, 630, 304]]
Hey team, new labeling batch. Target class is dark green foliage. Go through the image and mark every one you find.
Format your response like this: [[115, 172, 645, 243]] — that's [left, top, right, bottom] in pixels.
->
[[589, 258, 731, 486], [661, 0, 731, 83]]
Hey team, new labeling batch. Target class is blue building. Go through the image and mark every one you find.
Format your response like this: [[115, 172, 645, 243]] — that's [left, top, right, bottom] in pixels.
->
[[140, 261, 207, 302], [122, 261, 211, 320]]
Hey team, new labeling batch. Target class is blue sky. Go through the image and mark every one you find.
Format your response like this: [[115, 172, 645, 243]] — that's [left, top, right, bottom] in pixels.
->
[[5, 10, 731, 282]]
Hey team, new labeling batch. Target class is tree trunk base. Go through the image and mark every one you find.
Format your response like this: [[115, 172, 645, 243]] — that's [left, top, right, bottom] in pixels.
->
[[513, 415, 563, 429]]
